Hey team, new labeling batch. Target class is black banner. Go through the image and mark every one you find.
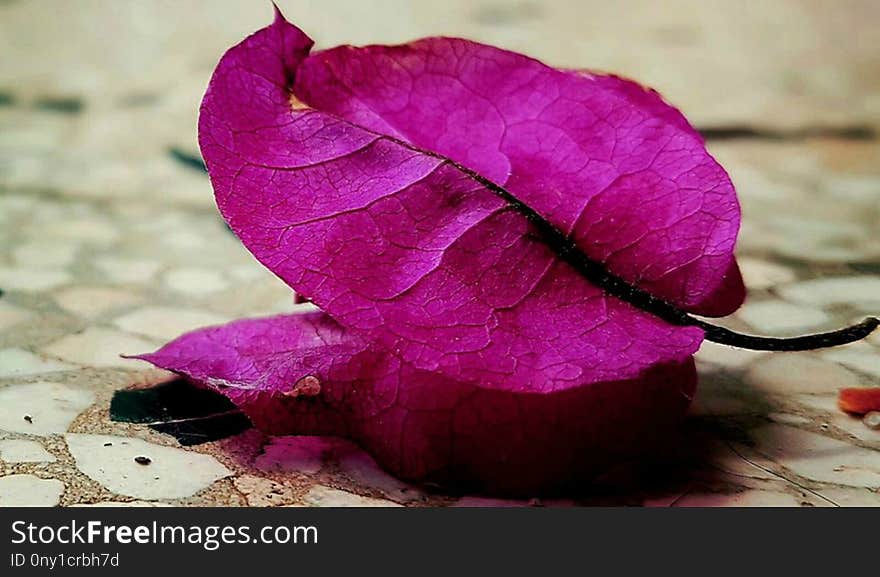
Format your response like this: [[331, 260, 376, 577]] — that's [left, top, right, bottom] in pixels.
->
[[0, 507, 868, 574]]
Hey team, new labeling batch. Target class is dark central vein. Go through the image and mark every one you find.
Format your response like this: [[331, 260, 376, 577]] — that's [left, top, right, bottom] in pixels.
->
[[381, 135, 878, 351], [279, 75, 877, 352]]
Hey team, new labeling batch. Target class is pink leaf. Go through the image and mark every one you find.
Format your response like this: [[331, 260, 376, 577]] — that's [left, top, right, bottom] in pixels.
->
[[138, 8, 745, 494], [137, 312, 696, 494]]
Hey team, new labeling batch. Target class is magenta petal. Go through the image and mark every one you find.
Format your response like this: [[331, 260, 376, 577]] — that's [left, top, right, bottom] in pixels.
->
[[134, 312, 358, 436], [156, 10, 754, 494], [199, 13, 705, 397], [137, 312, 697, 494], [295, 41, 744, 315]]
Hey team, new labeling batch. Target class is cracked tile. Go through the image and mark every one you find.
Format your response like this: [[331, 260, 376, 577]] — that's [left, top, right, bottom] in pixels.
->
[[745, 354, 861, 395], [113, 306, 228, 341], [42, 328, 156, 369], [163, 267, 229, 295], [814, 487, 880, 507], [673, 490, 801, 507], [737, 257, 796, 290], [233, 474, 294, 506], [737, 300, 830, 334], [694, 340, 767, 368], [705, 440, 778, 480], [822, 344, 880, 379], [54, 286, 140, 318], [0, 267, 71, 291], [777, 276, 880, 311], [12, 240, 78, 267], [301, 485, 402, 507], [0, 474, 64, 506], [93, 256, 162, 284], [40, 218, 119, 245], [0, 301, 33, 331], [337, 445, 424, 504], [751, 424, 880, 488], [794, 395, 880, 443], [0, 439, 56, 463], [0, 382, 94, 435], [65, 434, 230, 500], [0, 348, 74, 377]]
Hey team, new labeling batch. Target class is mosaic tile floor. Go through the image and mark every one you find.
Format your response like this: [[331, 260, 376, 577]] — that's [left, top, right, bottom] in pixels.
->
[[1, 0, 878, 506]]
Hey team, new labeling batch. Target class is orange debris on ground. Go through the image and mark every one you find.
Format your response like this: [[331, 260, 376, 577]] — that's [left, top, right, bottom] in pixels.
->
[[838, 387, 880, 415]]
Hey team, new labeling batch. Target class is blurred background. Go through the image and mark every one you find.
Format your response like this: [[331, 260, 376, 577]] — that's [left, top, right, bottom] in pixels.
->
[[0, 1, 878, 507], [3, 0, 879, 200]]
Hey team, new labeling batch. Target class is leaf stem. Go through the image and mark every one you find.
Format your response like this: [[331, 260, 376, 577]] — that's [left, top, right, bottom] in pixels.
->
[[690, 316, 879, 351], [378, 133, 879, 352]]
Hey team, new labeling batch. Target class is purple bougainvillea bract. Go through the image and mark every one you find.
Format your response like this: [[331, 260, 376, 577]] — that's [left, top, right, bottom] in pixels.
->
[[135, 8, 744, 494]]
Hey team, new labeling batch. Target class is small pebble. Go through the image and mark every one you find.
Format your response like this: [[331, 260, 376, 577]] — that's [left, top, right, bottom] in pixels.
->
[[23, 414, 32, 423], [134, 456, 152, 465], [864, 412, 880, 430]]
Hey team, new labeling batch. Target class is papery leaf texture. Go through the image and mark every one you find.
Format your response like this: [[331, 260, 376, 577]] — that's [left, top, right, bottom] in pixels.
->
[[136, 8, 746, 494]]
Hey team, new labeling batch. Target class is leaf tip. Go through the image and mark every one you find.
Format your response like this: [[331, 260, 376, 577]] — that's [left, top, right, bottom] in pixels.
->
[[271, 1, 286, 25], [120, 351, 160, 364]]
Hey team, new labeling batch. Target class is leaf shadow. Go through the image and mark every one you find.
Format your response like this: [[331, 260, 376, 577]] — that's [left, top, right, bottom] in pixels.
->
[[111, 379, 252, 446]]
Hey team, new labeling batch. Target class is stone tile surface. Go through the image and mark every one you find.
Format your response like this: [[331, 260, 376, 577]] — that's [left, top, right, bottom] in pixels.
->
[[42, 328, 157, 369], [0, 474, 65, 506], [0, 382, 94, 435], [751, 424, 880, 488], [672, 490, 802, 508], [0, 349, 74, 378], [113, 307, 229, 341], [302, 485, 403, 507], [0, 439, 56, 463], [65, 434, 231, 500], [54, 286, 141, 319]]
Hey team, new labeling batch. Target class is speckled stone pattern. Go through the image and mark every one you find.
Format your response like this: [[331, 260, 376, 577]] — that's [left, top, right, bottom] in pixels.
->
[[0, 0, 878, 507]]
